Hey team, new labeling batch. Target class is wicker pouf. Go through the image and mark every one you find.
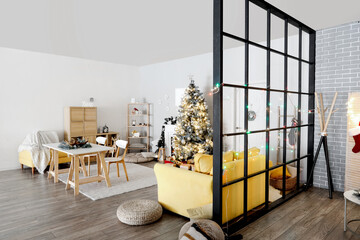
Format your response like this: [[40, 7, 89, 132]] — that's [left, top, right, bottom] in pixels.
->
[[117, 199, 162, 225]]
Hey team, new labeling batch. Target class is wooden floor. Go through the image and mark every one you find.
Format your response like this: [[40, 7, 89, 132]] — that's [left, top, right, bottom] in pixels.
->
[[1, 163, 359, 240], [237, 188, 360, 240]]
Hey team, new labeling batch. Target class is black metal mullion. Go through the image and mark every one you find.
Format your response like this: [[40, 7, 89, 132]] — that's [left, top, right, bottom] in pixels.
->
[[223, 155, 310, 188], [297, 27, 302, 190], [282, 19, 288, 198], [243, 0, 250, 222], [213, 0, 223, 226], [215, 0, 316, 233], [248, 0, 314, 34], [307, 32, 316, 187], [223, 123, 314, 137], [265, 8, 271, 209], [222, 83, 313, 95], [223, 32, 313, 65]]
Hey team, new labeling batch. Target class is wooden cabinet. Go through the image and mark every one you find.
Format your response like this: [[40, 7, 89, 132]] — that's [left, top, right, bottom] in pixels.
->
[[64, 107, 97, 142]]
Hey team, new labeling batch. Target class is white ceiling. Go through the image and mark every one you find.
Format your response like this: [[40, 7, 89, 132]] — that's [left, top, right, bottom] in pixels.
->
[[0, 0, 359, 66]]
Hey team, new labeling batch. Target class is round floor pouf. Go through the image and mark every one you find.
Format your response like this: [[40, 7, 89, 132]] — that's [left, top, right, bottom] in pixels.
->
[[178, 219, 225, 240], [117, 199, 162, 225]]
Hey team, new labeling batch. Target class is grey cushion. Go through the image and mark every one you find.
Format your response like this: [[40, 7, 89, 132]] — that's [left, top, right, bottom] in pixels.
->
[[117, 199, 162, 225]]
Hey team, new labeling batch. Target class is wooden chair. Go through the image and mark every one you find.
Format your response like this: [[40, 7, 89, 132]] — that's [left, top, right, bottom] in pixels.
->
[[84, 136, 107, 175], [105, 140, 129, 181]]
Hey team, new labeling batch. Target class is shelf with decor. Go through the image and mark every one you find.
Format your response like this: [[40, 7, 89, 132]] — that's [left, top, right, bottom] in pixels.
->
[[127, 103, 150, 152]]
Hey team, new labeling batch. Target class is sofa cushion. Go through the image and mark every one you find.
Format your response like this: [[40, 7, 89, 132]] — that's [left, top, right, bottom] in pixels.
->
[[194, 154, 213, 174], [233, 147, 260, 160], [223, 151, 234, 163], [270, 166, 291, 179], [194, 151, 234, 174]]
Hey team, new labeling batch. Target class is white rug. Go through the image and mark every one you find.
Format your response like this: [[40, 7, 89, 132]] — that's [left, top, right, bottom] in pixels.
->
[[58, 163, 157, 200]]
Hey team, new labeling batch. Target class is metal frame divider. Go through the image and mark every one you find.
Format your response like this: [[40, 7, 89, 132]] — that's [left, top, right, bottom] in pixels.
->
[[213, 0, 316, 236]]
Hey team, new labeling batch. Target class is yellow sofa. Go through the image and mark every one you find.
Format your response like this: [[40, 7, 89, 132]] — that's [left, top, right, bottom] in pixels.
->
[[154, 151, 271, 224], [19, 151, 71, 175]]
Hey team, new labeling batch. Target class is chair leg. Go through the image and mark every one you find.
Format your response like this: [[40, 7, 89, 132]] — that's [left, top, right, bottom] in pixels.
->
[[32, 167, 35, 175], [108, 162, 111, 175], [122, 161, 129, 181], [116, 163, 120, 178], [21, 164, 23, 170]]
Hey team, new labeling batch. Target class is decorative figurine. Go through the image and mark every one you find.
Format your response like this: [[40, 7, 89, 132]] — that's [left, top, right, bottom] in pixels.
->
[[103, 124, 109, 133]]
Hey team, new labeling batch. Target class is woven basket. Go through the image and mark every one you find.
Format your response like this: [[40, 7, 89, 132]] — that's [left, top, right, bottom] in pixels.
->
[[270, 176, 297, 191]]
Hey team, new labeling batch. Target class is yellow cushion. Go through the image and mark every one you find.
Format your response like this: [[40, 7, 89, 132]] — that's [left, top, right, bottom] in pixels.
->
[[194, 154, 213, 174], [233, 147, 260, 160], [194, 151, 234, 174], [223, 151, 234, 163], [209, 168, 213, 176], [270, 166, 291, 179]]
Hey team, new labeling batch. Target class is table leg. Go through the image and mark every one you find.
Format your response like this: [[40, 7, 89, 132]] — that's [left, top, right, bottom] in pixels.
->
[[344, 197, 347, 232], [48, 149, 54, 179], [80, 156, 88, 177], [66, 156, 74, 190], [54, 150, 59, 183], [97, 156, 101, 182], [98, 152, 111, 187], [74, 156, 80, 196]]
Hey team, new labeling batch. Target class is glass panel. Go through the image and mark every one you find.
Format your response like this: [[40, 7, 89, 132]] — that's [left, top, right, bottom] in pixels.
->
[[302, 31, 310, 61], [223, 135, 244, 154], [302, 63, 309, 93], [224, 0, 245, 38], [271, 14, 284, 52], [269, 91, 284, 129], [269, 130, 281, 167], [223, 37, 245, 86], [287, 93, 299, 127], [248, 89, 266, 131], [270, 52, 284, 90], [288, 24, 299, 57], [300, 126, 308, 158], [249, 2, 267, 46], [223, 87, 245, 136], [301, 94, 309, 124], [249, 45, 266, 88], [246, 133, 266, 212], [299, 126, 309, 184], [288, 58, 299, 92]]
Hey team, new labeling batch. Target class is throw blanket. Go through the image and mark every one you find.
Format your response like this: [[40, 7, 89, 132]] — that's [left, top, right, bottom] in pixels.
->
[[18, 131, 59, 174]]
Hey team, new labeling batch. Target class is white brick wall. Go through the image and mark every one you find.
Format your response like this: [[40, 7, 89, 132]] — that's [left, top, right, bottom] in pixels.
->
[[314, 21, 360, 191]]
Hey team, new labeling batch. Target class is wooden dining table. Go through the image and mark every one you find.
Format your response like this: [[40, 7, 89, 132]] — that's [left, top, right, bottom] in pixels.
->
[[43, 143, 114, 196]]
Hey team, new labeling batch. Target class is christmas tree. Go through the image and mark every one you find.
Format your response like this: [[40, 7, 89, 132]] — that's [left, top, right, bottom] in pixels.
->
[[173, 78, 213, 161]]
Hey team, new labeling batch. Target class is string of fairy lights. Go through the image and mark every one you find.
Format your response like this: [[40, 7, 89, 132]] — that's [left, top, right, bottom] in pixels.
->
[[209, 83, 315, 154]]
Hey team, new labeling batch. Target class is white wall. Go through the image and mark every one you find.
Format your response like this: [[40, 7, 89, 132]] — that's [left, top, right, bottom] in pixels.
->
[[0, 47, 140, 171], [139, 53, 214, 146]]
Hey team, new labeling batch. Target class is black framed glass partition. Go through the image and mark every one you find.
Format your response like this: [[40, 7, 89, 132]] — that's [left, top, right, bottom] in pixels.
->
[[213, 0, 315, 234]]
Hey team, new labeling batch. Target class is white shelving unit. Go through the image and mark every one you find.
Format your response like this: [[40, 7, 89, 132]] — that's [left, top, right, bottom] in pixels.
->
[[127, 103, 150, 152]]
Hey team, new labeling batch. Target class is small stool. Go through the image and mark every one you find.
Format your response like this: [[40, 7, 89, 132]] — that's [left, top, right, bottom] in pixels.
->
[[117, 199, 162, 225]]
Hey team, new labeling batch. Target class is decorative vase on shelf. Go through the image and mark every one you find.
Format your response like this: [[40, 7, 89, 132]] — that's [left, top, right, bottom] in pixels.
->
[[103, 124, 109, 133]]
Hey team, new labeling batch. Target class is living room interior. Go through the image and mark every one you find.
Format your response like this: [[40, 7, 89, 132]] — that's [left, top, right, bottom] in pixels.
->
[[1, 0, 360, 239]]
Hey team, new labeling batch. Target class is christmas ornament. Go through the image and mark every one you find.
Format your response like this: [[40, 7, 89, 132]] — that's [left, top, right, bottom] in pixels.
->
[[349, 126, 360, 153]]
